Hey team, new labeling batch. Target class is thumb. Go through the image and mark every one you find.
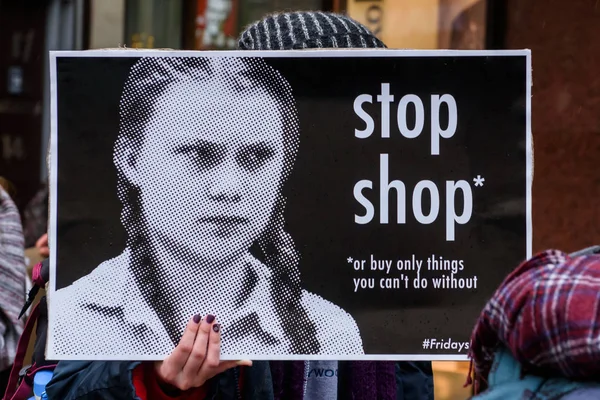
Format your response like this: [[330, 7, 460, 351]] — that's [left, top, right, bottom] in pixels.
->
[[235, 360, 253, 367], [215, 359, 253, 374]]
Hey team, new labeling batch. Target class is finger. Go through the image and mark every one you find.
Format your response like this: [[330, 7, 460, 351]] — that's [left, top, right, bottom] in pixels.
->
[[199, 322, 222, 373], [36, 234, 48, 249], [235, 360, 253, 367], [162, 314, 202, 374], [182, 314, 215, 374]]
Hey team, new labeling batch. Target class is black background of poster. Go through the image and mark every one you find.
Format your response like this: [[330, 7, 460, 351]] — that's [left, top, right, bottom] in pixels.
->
[[54, 54, 527, 355]]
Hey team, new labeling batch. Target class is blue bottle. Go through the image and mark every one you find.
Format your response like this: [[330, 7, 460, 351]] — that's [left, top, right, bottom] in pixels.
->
[[33, 370, 54, 400]]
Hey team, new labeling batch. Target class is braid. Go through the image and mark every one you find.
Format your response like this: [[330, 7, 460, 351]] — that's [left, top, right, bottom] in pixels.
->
[[258, 200, 320, 354]]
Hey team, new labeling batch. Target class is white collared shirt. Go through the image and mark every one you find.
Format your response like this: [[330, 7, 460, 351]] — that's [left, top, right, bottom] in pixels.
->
[[47, 249, 364, 360]]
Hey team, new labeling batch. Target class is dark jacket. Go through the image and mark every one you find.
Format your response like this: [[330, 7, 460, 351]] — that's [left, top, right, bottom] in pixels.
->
[[46, 360, 434, 400]]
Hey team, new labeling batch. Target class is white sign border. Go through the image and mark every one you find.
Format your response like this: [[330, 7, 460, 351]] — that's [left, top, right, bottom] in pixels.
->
[[47, 49, 533, 362]]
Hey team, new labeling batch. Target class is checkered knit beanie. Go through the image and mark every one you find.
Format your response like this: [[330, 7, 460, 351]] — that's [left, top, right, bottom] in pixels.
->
[[238, 11, 387, 50]]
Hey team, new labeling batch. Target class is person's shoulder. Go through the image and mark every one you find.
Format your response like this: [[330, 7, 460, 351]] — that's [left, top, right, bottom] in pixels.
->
[[48, 251, 133, 356], [49, 250, 130, 313], [301, 290, 364, 354], [300, 290, 356, 327], [53, 251, 129, 294]]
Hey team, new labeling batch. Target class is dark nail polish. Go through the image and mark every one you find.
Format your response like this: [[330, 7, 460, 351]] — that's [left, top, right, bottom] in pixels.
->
[[193, 314, 201, 324], [206, 314, 215, 324], [212, 324, 220, 333]]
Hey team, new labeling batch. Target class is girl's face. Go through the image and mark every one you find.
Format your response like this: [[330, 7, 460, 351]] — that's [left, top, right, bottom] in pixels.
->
[[126, 77, 286, 264]]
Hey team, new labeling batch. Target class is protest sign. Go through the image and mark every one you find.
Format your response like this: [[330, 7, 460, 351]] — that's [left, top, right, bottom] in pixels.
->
[[48, 49, 532, 361]]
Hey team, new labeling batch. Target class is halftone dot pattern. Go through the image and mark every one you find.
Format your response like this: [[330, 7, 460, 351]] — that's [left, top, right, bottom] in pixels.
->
[[50, 56, 364, 359]]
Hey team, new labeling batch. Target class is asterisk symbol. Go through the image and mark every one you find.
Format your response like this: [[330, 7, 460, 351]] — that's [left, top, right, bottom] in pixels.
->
[[473, 175, 485, 187], [347, 257, 354, 263]]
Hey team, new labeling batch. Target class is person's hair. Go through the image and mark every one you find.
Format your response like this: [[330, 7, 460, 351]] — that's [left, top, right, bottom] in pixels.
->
[[0, 177, 17, 201], [115, 56, 319, 353]]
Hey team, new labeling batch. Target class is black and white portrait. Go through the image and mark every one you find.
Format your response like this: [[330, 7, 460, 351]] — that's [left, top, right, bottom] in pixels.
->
[[49, 56, 363, 359], [48, 50, 531, 360]]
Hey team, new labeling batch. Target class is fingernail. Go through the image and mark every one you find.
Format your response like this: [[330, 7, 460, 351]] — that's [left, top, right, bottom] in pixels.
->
[[193, 314, 201, 324], [212, 324, 220, 333], [206, 314, 215, 324]]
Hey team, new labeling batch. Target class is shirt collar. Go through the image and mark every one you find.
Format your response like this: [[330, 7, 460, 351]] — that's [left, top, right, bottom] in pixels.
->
[[85, 248, 287, 350]]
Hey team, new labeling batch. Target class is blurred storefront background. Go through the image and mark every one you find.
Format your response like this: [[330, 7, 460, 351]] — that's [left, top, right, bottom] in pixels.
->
[[92, 0, 492, 51], [0, 0, 500, 212], [1, 1, 598, 399]]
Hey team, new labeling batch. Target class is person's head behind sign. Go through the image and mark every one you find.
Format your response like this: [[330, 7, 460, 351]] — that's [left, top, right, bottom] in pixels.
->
[[238, 11, 386, 50]]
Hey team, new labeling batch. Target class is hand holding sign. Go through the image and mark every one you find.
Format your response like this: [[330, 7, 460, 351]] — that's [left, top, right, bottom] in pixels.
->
[[155, 314, 252, 393]]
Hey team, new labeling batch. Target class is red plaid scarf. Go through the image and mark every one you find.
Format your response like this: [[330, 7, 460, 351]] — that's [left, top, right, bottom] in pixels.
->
[[467, 249, 600, 393]]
